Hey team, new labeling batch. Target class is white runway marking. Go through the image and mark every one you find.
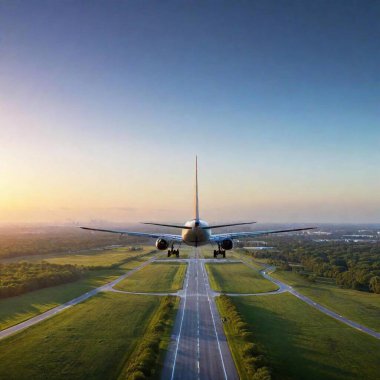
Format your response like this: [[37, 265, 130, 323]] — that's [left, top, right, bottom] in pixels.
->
[[170, 260, 190, 380], [162, 251, 239, 380], [201, 260, 228, 380]]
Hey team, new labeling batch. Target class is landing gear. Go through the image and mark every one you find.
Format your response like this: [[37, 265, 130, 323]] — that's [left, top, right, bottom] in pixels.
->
[[167, 248, 180, 258], [213, 244, 226, 258]]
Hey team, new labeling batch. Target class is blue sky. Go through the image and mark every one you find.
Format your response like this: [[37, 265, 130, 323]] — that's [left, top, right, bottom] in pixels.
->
[[0, 1, 379, 223]]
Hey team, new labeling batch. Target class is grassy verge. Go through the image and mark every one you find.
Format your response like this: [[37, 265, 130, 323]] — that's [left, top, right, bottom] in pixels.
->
[[115, 262, 187, 293], [231, 293, 380, 380], [0, 293, 162, 380], [118, 296, 179, 379], [205, 262, 278, 293], [271, 269, 380, 331], [216, 295, 271, 380]]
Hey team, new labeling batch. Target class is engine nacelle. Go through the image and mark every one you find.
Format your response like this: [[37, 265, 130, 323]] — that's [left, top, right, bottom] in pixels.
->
[[155, 238, 169, 250], [221, 239, 233, 250]]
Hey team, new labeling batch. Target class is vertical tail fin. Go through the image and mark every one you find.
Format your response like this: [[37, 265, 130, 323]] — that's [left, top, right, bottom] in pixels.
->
[[195, 156, 200, 221]]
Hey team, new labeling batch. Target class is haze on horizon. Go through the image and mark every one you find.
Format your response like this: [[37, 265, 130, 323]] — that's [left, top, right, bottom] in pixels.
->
[[1, 1, 379, 224]]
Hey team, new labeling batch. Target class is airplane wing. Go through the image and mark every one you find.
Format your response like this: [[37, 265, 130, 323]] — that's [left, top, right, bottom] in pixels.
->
[[210, 227, 316, 242], [79, 227, 182, 241]]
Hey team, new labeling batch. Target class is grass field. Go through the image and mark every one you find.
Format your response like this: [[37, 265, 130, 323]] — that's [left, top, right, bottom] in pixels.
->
[[0, 293, 166, 380], [229, 250, 268, 270], [229, 293, 380, 380], [271, 269, 380, 331], [1, 246, 155, 267], [0, 248, 159, 331], [115, 262, 187, 293], [216, 295, 271, 380], [0, 269, 125, 331], [205, 262, 278, 293]]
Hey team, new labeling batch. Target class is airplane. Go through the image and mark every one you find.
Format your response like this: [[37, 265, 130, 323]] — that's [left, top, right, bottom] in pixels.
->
[[80, 157, 315, 258]]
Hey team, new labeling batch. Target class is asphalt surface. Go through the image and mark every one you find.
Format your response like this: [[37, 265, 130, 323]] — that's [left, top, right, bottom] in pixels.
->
[[162, 250, 239, 380], [0, 254, 158, 341]]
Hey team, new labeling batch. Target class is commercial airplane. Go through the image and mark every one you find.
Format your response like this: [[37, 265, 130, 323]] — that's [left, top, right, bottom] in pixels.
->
[[80, 157, 315, 258]]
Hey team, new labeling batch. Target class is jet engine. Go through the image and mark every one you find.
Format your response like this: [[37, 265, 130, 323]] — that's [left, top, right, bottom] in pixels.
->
[[221, 238, 233, 250], [155, 238, 169, 250]]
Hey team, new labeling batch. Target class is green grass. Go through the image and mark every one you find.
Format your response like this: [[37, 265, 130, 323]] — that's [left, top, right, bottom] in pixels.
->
[[152, 296, 180, 380], [0, 269, 124, 331], [229, 293, 380, 380], [229, 250, 267, 270], [271, 269, 380, 332], [216, 295, 271, 380], [115, 262, 186, 293], [0, 248, 159, 331], [119, 296, 180, 379], [5, 246, 156, 267], [205, 262, 278, 293], [0, 293, 163, 380]]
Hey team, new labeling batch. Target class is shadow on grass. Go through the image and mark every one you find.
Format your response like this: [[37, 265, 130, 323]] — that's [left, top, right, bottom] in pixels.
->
[[232, 297, 354, 380]]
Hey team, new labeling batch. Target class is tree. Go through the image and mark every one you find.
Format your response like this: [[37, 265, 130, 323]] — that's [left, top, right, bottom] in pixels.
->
[[369, 276, 380, 294]]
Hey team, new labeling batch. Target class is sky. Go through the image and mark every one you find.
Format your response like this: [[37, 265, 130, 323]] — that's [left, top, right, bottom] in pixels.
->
[[0, 0, 379, 224]]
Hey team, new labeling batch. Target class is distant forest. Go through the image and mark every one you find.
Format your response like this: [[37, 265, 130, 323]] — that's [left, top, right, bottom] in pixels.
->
[[0, 226, 148, 259], [251, 238, 380, 294], [0, 262, 85, 298]]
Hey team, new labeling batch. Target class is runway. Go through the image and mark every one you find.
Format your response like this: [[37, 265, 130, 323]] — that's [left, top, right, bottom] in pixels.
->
[[162, 250, 239, 380]]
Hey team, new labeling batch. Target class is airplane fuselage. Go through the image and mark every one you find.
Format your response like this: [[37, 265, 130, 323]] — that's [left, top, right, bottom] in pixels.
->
[[182, 219, 211, 247]]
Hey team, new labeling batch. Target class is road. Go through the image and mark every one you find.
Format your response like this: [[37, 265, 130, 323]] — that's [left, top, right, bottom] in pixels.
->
[[0, 254, 158, 341], [162, 250, 239, 380]]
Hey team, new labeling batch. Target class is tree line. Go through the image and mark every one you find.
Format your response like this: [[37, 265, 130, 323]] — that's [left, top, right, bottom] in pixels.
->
[[0, 226, 149, 260], [0, 262, 86, 298], [248, 238, 380, 293]]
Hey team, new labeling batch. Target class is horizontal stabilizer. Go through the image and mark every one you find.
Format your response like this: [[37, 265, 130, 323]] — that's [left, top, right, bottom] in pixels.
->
[[141, 222, 191, 230], [203, 221, 256, 230]]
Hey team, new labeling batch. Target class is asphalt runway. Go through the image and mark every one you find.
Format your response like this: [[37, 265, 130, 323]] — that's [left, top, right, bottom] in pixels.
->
[[162, 250, 239, 380]]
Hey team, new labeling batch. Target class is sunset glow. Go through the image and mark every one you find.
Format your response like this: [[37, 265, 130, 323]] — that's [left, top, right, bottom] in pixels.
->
[[1, 2, 379, 224]]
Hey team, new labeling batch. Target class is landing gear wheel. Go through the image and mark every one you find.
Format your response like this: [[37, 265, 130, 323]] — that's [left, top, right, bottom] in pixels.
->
[[167, 250, 171, 257], [222, 251, 226, 258], [176, 250, 179, 258], [213, 250, 217, 258]]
